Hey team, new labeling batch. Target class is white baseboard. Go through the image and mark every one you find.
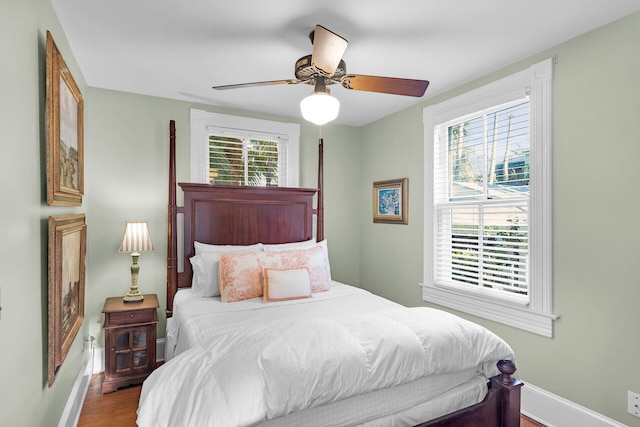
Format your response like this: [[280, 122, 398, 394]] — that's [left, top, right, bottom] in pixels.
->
[[58, 351, 92, 427], [522, 381, 627, 427], [92, 345, 104, 374]]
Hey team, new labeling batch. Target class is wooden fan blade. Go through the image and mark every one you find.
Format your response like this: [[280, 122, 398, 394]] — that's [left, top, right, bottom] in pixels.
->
[[213, 79, 299, 90], [311, 25, 348, 75], [341, 74, 429, 97]]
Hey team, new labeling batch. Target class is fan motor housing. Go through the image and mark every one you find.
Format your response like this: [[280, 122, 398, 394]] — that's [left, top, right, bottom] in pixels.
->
[[295, 55, 346, 85]]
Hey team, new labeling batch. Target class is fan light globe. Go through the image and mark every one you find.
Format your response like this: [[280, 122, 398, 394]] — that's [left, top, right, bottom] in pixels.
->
[[300, 92, 340, 126]]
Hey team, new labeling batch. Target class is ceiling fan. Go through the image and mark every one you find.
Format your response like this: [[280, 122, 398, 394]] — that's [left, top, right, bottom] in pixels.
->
[[212, 25, 430, 124]]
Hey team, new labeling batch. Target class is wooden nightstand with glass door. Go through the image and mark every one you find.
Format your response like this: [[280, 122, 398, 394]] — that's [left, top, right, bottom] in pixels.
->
[[101, 294, 158, 393]]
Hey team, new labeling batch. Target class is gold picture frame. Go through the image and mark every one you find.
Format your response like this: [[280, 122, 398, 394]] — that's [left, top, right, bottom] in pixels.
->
[[48, 214, 87, 387], [373, 178, 408, 224], [46, 31, 84, 206]]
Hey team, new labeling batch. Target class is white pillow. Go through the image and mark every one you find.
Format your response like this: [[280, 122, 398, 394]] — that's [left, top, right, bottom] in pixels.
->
[[263, 267, 312, 302], [190, 243, 263, 297], [262, 238, 317, 252], [189, 255, 207, 295]]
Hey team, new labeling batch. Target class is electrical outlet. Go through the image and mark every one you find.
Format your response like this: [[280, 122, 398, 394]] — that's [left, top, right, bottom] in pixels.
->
[[629, 391, 640, 418]]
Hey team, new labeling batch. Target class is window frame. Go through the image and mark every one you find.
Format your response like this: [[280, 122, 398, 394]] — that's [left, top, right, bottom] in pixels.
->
[[190, 109, 300, 186], [422, 59, 556, 337]]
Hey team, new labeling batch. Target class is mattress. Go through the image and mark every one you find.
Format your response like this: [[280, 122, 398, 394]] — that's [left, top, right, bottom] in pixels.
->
[[258, 369, 488, 427], [140, 282, 514, 427]]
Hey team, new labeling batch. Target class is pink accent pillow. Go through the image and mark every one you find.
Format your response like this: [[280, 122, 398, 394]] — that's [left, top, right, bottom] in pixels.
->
[[262, 241, 331, 294], [218, 241, 331, 303], [263, 267, 312, 303], [218, 251, 265, 302]]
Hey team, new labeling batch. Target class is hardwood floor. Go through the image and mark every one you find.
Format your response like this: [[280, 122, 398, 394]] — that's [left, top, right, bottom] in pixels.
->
[[78, 374, 140, 427], [78, 373, 545, 427], [521, 416, 545, 427]]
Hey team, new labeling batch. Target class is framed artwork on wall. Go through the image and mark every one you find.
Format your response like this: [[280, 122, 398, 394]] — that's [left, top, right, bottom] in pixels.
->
[[46, 31, 84, 206], [372, 178, 408, 224], [48, 214, 87, 387]]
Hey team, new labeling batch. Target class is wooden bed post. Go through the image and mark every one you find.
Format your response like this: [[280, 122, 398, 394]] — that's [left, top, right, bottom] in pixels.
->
[[493, 359, 523, 427], [317, 137, 324, 242], [167, 120, 177, 316]]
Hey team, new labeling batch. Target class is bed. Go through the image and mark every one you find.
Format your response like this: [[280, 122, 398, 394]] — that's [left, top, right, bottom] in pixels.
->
[[136, 120, 523, 426]]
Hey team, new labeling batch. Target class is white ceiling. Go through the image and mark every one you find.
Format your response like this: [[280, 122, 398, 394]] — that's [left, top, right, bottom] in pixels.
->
[[51, 1, 640, 127]]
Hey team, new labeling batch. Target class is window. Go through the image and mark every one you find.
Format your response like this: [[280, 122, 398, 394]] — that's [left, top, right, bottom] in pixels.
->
[[435, 100, 530, 298], [209, 136, 280, 186], [190, 109, 300, 186], [422, 59, 556, 337]]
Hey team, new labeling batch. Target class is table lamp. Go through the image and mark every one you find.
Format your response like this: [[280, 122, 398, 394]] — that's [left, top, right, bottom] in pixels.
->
[[118, 222, 155, 303]]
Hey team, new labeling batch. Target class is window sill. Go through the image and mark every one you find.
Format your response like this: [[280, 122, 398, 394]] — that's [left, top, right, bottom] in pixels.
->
[[420, 282, 557, 337]]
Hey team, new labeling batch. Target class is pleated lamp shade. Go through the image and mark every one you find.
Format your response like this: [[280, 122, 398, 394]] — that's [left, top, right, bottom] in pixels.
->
[[118, 222, 155, 254]]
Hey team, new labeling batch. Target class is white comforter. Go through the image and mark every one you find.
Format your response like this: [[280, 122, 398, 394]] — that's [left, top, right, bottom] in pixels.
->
[[138, 305, 513, 427]]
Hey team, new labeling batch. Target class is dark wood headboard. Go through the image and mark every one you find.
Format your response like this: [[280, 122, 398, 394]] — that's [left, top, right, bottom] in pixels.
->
[[166, 120, 324, 315]]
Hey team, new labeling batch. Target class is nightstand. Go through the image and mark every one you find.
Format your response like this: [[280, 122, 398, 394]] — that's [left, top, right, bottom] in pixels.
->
[[102, 294, 158, 393]]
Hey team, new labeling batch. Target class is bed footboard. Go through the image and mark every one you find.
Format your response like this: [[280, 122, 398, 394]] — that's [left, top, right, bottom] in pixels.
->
[[414, 360, 523, 427]]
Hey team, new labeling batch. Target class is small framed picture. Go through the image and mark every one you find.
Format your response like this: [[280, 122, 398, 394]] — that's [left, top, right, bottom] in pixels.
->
[[48, 214, 87, 386], [372, 178, 408, 224], [46, 31, 84, 206]]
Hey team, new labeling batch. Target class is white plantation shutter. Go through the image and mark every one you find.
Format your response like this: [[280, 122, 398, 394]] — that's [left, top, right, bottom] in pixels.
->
[[209, 135, 243, 185], [433, 100, 530, 298], [208, 133, 283, 186]]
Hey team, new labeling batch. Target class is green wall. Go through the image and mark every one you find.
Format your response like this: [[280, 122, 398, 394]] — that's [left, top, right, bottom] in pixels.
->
[[359, 11, 640, 427], [2, 1, 639, 426], [0, 1, 91, 426]]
